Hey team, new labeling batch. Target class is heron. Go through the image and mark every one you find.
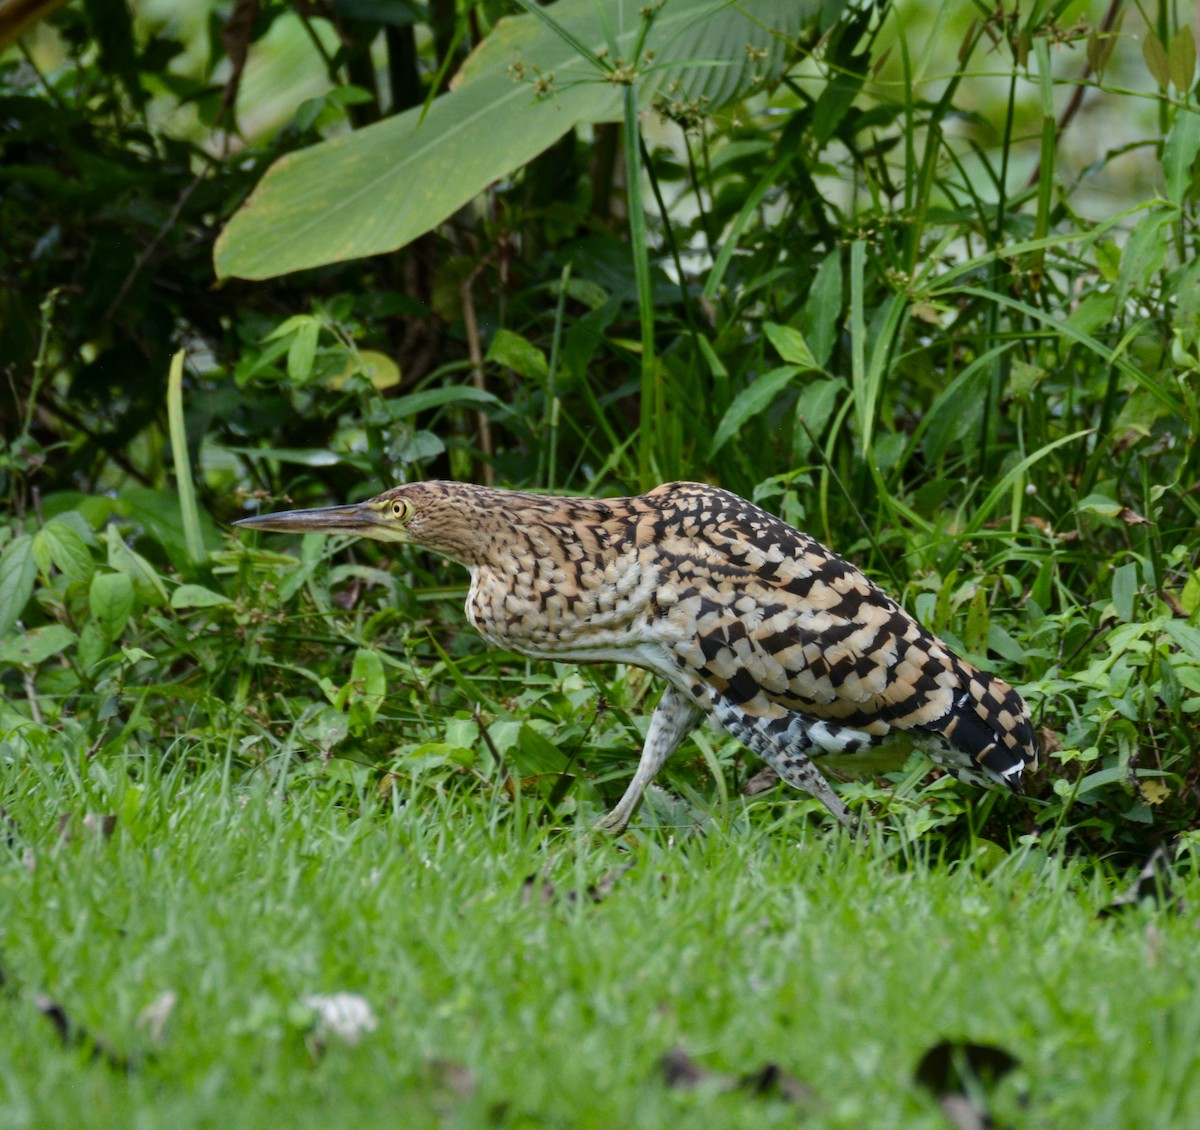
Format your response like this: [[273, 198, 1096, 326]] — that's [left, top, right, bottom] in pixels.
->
[[236, 480, 1036, 831]]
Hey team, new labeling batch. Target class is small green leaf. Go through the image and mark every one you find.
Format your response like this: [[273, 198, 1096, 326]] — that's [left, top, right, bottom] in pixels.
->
[[90, 571, 135, 641], [986, 625, 1026, 665], [802, 251, 843, 367], [696, 335, 727, 379], [1165, 620, 1200, 663], [170, 584, 232, 610], [394, 430, 445, 464], [963, 586, 989, 655], [35, 519, 95, 585], [0, 534, 36, 637], [1087, 27, 1115, 77], [1029, 557, 1053, 611], [709, 365, 799, 457], [293, 96, 324, 133], [350, 648, 387, 723], [511, 724, 569, 775], [1180, 570, 1200, 614], [486, 329, 549, 382], [443, 717, 479, 749], [1111, 562, 1138, 622], [1168, 26, 1196, 92], [264, 314, 312, 341], [1174, 665, 1200, 693], [1075, 765, 1128, 796], [107, 527, 169, 605], [764, 322, 820, 370], [1164, 108, 1200, 206], [328, 84, 376, 108], [386, 384, 505, 420], [1144, 30, 1170, 88], [77, 620, 108, 671], [1066, 291, 1119, 334], [792, 377, 847, 459], [1078, 494, 1123, 519], [299, 705, 350, 750], [0, 624, 77, 667], [1009, 359, 1048, 399], [1095, 240, 1121, 284], [287, 319, 320, 383]]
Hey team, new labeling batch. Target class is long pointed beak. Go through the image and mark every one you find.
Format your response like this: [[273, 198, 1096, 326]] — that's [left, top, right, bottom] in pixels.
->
[[234, 502, 385, 536]]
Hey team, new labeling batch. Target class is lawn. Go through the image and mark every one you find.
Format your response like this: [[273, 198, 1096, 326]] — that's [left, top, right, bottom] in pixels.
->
[[2, 750, 1196, 1129]]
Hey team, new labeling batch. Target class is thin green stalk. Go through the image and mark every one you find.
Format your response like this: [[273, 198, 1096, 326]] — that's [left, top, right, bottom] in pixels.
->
[[952, 285, 1183, 419], [545, 263, 571, 492], [21, 288, 61, 441], [848, 241, 869, 451], [903, 18, 980, 277], [846, 18, 931, 517], [640, 134, 697, 339], [702, 152, 793, 303], [624, 84, 658, 489], [962, 428, 1093, 537], [978, 47, 1021, 481], [682, 129, 716, 267], [510, 0, 609, 72], [166, 350, 205, 567], [1032, 36, 1056, 263]]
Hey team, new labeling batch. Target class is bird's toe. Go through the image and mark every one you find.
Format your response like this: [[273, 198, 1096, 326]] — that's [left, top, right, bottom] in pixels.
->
[[592, 810, 629, 836]]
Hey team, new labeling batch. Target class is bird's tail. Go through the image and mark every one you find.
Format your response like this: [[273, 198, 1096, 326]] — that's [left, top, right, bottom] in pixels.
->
[[934, 664, 1038, 793]]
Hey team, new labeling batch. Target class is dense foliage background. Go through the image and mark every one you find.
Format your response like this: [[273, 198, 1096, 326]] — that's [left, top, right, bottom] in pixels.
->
[[6, 0, 1199, 851]]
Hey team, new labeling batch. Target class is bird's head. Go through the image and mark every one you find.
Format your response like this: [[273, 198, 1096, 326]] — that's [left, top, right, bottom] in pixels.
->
[[234, 482, 499, 565], [236, 490, 416, 545]]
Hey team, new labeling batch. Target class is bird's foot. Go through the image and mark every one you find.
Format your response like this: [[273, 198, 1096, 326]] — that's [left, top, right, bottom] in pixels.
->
[[591, 809, 630, 836]]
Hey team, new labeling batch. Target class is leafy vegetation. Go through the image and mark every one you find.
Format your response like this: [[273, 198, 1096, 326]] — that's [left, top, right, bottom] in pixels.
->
[[3, 0, 1200, 1122]]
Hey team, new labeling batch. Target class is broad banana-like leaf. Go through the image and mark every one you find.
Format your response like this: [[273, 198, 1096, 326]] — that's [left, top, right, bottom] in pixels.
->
[[215, 0, 833, 280], [0, 0, 70, 52]]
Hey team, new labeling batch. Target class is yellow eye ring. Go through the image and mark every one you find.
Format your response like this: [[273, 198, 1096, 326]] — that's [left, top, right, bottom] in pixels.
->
[[392, 501, 405, 518]]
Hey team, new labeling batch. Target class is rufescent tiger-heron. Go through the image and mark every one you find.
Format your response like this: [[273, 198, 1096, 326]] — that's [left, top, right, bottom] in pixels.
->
[[235, 480, 1037, 831]]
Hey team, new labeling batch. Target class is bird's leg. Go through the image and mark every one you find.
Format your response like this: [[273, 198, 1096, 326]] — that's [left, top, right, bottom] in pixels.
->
[[766, 749, 856, 831], [711, 704, 858, 831], [594, 683, 704, 834], [700, 700, 864, 830]]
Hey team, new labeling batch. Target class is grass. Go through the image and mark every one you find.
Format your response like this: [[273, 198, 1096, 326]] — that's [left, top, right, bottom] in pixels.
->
[[3, 747, 1198, 1129]]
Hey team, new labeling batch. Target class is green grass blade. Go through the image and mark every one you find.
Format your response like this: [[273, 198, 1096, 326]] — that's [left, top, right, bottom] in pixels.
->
[[849, 240, 868, 451], [954, 285, 1186, 420], [701, 153, 792, 302], [625, 85, 659, 488], [166, 350, 205, 567], [963, 428, 1094, 536]]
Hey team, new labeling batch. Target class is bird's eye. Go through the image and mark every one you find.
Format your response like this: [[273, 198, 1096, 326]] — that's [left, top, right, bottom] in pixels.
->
[[392, 501, 406, 519]]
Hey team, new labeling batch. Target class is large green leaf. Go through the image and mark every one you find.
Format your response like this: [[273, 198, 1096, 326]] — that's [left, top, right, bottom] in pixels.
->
[[708, 364, 800, 457], [0, 624, 77, 667], [0, 535, 36, 637], [90, 571, 135, 641], [215, 0, 826, 280]]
